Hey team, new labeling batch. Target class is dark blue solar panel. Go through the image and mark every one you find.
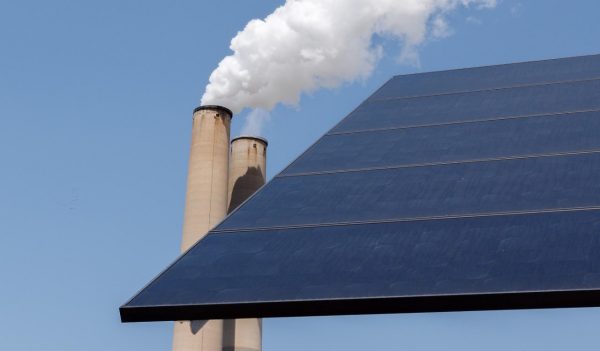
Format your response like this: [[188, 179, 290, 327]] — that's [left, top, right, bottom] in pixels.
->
[[125, 210, 600, 318], [369, 54, 600, 100], [121, 54, 600, 322], [283, 111, 600, 175], [332, 79, 600, 133], [218, 152, 600, 230]]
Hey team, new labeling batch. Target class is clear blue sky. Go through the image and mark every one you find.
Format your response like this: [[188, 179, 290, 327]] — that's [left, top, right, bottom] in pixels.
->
[[2, 1, 600, 350]]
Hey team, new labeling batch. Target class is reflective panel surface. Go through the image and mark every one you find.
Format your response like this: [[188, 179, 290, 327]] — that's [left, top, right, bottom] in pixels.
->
[[121, 54, 600, 322]]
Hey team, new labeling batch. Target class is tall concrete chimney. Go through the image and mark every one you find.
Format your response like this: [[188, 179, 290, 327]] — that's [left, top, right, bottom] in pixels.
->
[[223, 136, 268, 351], [173, 105, 233, 351]]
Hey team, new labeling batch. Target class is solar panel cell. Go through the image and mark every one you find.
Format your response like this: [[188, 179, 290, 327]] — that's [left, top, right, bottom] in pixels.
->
[[123, 210, 600, 321], [283, 111, 600, 175], [369, 54, 600, 100], [332, 79, 600, 133], [220, 152, 600, 230]]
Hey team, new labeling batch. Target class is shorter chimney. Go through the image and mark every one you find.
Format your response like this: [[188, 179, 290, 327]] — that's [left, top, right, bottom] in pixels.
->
[[227, 136, 268, 213], [223, 136, 268, 351]]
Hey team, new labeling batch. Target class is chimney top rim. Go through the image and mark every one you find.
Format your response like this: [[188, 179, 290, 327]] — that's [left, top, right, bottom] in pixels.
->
[[193, 105, 233, 117], [232, 135, 268, 146]]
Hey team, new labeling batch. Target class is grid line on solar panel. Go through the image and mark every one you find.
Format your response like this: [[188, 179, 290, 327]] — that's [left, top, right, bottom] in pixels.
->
[[368, 76, 600, 103], [210, 206, 600, 234], [326, 108, 600, 136], [278, 149, 600, 178], [369, 54, 600, 100], [216, 152, 600, 230], [330, 79, 600, 133]]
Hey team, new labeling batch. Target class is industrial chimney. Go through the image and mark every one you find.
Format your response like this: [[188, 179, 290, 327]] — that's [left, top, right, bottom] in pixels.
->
[[173, 105, 233, 351], [227, 136, 268, 213], [223, 136, 268, 351]]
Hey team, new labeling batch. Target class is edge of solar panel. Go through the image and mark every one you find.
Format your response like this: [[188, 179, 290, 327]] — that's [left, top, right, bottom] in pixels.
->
[[120, 54, 600, 322], [123, 290, 600, 322]]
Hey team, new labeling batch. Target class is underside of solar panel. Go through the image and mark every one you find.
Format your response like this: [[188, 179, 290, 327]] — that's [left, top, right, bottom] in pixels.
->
[[120, 54, 600, 323]]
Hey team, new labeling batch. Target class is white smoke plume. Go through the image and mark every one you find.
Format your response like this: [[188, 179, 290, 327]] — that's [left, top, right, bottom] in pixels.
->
[[240, 108, 271, 136], [201, 0, 496, 128]]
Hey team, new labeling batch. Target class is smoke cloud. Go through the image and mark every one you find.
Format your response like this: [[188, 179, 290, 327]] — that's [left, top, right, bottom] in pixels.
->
[[240, 108, 271, 136], [201, 0, 496, 131]]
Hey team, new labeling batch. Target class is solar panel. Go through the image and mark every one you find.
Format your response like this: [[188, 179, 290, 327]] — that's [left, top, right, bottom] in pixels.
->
[[120, 54, 600, 322]]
